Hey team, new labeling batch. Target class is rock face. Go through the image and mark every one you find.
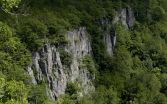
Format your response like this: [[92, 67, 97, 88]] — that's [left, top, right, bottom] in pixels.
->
[[104, 8, 135, 56], [104, 28, 116, 56], [28, 27, 95, 100], [113, 8, 135, 29], [27, 8, 135, 100]]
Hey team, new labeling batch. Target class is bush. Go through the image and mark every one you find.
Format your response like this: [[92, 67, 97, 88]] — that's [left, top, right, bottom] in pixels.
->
[[56, 94, 76, 104], [0, 22, 12, 42], [48, 26, 68, 46], [79, 86, 120, 104], [0, 22, 31, 81], [18, 18, 48, 51], [65, 82, 80, 95], [81, 55, 96, 75], [152, 6, 166, 21], [59, 49, 72, 66], [28, 84, 51, 104], [0, 79, 29, 104]]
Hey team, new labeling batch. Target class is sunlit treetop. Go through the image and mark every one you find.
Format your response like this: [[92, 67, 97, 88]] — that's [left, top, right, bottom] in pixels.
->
[[0, 0, 21, 12]]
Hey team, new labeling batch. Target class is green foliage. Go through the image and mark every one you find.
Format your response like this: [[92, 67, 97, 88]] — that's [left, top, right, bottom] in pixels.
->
[[0, 76, 5, 99], [1, 0, 167, 103], [56, 94, 76, 104], [160, 74, 167, 96], [81, 55, 96, 75], [18, 18, 48, 51], [56, 82, 81, 104], [0, 22, 30, 81], [28, 84, 52, 104], [0, 77, 28, 104], [65, 82, 80, 96], [59, 49, 72, 66], [89, 25, 112, 71], [0, 22, 12, 41], [5, 81, 28, 103], [0, 0, 21, 11], [152, 6, 166, 21], [79, 86, 120, 104], [121, 73, 163, 103], [41, 11, 69, 46]]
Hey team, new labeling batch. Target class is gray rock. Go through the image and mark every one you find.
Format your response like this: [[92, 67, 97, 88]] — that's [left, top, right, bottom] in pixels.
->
[[105, 8, 135, 56], [27, 66, 37, 84], [27, 8, 135, 100], [113, 8, 135, 29], [28, 27, 95, 100], [126, 8, 135, 28]]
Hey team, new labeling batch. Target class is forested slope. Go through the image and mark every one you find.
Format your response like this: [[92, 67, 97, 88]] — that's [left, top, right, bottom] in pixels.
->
[[0, 0, 167, 104]]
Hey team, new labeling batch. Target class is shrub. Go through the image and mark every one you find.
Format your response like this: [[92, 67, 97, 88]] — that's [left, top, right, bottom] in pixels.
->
[[0, 22, 31, 81], [59, 49, 72, 66], [152, 6, 166, 21], [18, 18, 48, 51], [65, 82, 80, 95], [28, 84, 51, 104], [48, 25, 68, 46], [81, 55, 96, 75], [0, 22, 12, 42]]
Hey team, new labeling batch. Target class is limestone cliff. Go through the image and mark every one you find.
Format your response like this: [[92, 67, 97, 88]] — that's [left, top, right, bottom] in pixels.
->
[[27, 7, 135, 100], [28, 27, 95, 100]]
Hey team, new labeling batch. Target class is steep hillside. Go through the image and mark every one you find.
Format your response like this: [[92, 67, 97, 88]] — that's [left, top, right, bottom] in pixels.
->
[[0, 0, 167, 104]]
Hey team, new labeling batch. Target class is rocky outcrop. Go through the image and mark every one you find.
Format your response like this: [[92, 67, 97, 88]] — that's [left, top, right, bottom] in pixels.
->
[[27, 8, 135, 100], [28, 27, 95, 100], [113, 8, 135, 29], [104, 28, 116, 56], [104, 8, 135, 56]]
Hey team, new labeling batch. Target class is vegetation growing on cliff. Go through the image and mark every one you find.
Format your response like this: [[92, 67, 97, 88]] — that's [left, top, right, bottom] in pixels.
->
[[0, 0, 167, 104]]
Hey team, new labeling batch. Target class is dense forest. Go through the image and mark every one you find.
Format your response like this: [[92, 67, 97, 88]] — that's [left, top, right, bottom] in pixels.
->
[[0, 0, 167, 104]]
